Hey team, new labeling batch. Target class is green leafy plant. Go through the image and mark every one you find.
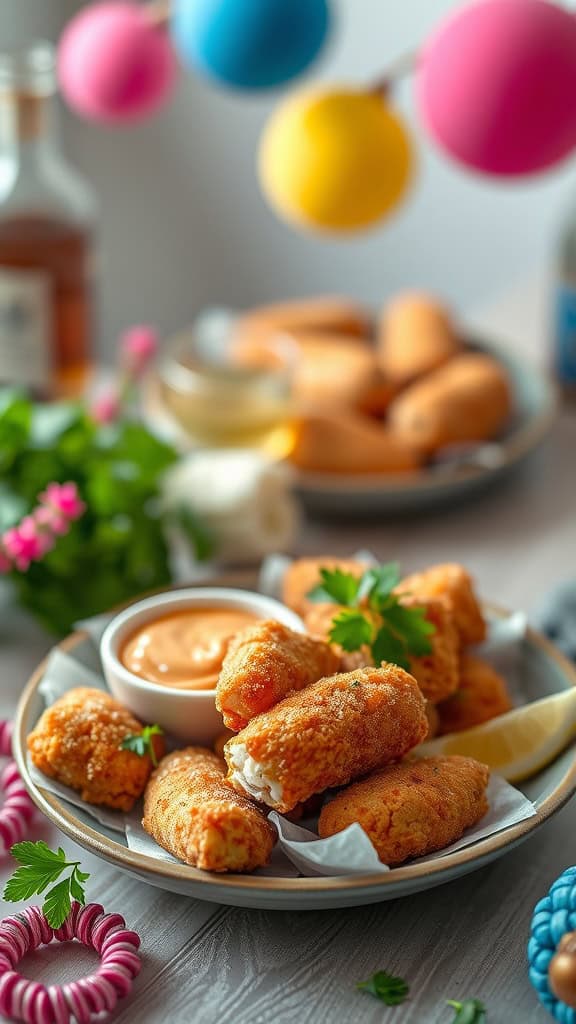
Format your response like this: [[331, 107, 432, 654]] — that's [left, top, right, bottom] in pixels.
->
[[3, 841, 90, 928], [0, 391, 212, 635], [356, 970, 409, 1006], [308, 563, 435, 671], [447, 999, 487, 1023], [121, 724, 164, 766]]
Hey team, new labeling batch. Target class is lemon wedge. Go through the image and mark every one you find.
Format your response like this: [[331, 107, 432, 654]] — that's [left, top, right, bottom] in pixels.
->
[[416, 688, 576, 783]]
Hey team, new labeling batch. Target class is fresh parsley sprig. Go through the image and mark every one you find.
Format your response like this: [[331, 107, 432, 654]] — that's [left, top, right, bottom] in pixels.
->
[[447, 999, 486, 1023], [308, 563, 435, 671], [3, 841, 90, 928], [121, 724, 164, 766], [356, 970, 409, 1006]]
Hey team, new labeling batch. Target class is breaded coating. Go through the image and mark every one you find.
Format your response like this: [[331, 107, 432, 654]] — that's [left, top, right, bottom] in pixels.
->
[[225, 665, 428, 813], [399, 562, 486, 646], [28, 687, 165, 812], [282, 555, 367, 618], [216, 620, 339, 731], [318, 755, 490, 866], [378, 292, 461, 386], [305, 595, 460, 704], [142, 747, 276, 873], [437, 654, 513, 735]]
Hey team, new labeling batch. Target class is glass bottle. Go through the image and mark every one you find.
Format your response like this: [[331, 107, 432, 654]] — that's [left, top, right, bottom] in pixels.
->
[[0, 42, 97, 397], [554, 208, 576, 401]]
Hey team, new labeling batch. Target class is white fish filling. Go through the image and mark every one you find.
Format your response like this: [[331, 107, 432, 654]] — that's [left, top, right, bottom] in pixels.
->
[[229, 743, 282, 806]]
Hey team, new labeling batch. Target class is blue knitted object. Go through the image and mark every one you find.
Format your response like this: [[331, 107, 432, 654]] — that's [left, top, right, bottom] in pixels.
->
[[528, 867, 576, 1022]]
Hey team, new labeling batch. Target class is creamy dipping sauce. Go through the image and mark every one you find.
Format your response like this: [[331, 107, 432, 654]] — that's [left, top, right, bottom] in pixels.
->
[[120, 607, 259, 690]]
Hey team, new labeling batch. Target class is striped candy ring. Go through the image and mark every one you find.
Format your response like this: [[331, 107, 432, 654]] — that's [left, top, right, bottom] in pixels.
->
[[0, 902, 142, 1024], [0, 721, 35, 854]]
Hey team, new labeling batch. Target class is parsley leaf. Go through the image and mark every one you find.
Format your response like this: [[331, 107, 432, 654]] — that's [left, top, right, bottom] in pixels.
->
[[121, 724, 164, 767], [357, 970, 409, 1006], [446, 999, 486, 1023], [307, 568, 361, 607], [381, 601, 436, 656], [329, 609, 374, 652], [3, 841, 91, 929], [358, 563, 401, 607], [372, 624, 411, 670]]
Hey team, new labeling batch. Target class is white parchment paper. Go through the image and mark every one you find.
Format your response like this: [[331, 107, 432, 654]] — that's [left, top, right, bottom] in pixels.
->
[[25, 579, 536, 878]]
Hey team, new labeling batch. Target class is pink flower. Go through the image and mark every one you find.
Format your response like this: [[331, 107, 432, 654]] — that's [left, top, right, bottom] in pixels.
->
[[2, 517, 54, 572], [121, 325, 159, 377], [39, 482, 85, 522], [91, 391, 121, 424]]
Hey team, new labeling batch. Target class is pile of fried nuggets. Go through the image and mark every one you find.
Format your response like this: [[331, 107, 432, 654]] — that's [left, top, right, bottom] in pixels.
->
[[28, 560, 513, 875]]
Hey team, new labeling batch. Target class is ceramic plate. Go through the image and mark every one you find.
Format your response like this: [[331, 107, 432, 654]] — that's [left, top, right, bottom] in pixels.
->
[[13, 583, 576, 911]]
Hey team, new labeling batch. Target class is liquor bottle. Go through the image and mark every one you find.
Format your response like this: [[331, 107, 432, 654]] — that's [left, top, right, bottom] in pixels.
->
[[554, 205, 576, 401], [0, 43, 97, 397]]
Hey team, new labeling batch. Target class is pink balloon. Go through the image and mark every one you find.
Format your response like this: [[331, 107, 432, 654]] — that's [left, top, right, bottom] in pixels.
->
[[58, 2, 177, 124], [417, 0, 576, 176]]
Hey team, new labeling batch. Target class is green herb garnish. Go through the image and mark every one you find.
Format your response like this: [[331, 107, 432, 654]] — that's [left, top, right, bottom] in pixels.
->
[[3, 841, 90, 928], [308, 563, 435, 671], [356, 970, 409, 1006], [121, 724, 164, 766], [447, 999, 487, 1023]]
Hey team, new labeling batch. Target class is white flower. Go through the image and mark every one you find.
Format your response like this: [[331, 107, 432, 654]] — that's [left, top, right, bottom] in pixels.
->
[[162, 449, 300, 566]]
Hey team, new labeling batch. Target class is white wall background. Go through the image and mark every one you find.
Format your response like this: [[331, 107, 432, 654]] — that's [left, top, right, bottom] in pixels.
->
[[1, 0, 575, 358]]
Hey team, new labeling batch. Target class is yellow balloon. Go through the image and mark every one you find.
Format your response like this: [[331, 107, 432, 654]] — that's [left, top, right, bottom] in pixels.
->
[[258, 87, 414, 233]]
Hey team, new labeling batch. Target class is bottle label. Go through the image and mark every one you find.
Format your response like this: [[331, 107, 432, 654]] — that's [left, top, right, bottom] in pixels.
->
[[0, 268, 50, 388], [555, 284, 576, 383]]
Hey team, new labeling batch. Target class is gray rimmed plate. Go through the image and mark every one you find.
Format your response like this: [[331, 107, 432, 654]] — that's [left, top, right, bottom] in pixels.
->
[[12, 586, 576, 911]]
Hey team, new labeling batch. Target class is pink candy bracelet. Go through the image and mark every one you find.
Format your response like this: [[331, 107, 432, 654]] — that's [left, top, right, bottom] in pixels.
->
[[0, 721, 35, 853], [0, 902, 142, 1024]]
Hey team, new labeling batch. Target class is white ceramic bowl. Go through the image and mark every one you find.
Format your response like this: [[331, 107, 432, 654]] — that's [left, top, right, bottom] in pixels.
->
[[100, 587, 305, 744]]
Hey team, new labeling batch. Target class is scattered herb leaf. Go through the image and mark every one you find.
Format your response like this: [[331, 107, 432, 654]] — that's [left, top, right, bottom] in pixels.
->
[[121, 723, 164, 766], [329, 609, 374, 652], [3, 841, 91, 928], [447, 999, 487, 1023], [357, 970, 409, 1006], [307, 568, 361, 607]]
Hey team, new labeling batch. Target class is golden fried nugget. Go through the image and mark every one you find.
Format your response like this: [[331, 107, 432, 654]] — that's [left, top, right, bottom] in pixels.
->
[[142, 747, 276, 873], [225, 665, 428, 813], [27, 687, 165, 812], [318, 755, 490, 866], [437, 654, 513, 735], [282, 556, 367, 618], [232, 297, 372, 352], [213, 729, 235, 759], [388, 352, 511, 453], [399, 562, 486, 645], [286, 331, 395, 415], [216, 619, 339, 731], [378, 292, 461, 386], [290, 411, 424, 476]]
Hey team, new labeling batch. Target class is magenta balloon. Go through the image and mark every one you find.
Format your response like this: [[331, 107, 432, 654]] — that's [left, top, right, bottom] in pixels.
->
[[417, 0, 576, 176]]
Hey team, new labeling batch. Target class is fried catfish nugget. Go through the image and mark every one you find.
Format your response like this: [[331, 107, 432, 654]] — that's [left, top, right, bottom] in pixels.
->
[[28, 687, 165, 812], [318, 755, 490, 866], [282, 555, 368, 618], [142, 747, 276, 873], [216, 620, 339, 731], [438, 655, 513, 734], [225, 665, 428, 813], [399, 562, 486, 646]]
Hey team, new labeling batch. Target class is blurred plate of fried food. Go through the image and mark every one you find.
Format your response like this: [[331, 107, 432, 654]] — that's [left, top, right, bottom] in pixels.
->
[[231, 293, 557, 515]]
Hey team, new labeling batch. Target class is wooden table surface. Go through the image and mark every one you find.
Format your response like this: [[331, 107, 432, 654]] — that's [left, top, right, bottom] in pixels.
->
[[1, 276, 575, 1024]]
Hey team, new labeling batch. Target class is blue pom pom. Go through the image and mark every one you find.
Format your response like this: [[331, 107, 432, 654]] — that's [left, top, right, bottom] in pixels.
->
[[528, 867, 576, 1022], [172, 0, 331, 90]]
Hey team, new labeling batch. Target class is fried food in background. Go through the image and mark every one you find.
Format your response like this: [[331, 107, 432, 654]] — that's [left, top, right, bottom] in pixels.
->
[[285, 331, 395, 415], [28, 687, 165, 812], [213, 729, 235, 759], [425, 701, 440, 739], [142, 747, 276, 873], [232, 296, 372, 351], [282, 555, 368, 618], [437, 655, 513, 735], [216, 619, 339, 731], [225, 665, 428, 813], [290, 411, 424, 475], [378, 292, 461, 386], [318, 755, 490, 866], [399, 562, 486, 646], [388, 352, 512, 454]]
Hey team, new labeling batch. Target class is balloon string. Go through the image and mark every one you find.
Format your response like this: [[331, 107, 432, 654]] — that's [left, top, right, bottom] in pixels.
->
[[370, 50, 419, 95], [147, 0, 171, 27]]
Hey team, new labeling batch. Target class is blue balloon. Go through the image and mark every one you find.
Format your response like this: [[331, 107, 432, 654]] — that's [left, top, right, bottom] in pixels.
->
[[171, 0, 331, 90]]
